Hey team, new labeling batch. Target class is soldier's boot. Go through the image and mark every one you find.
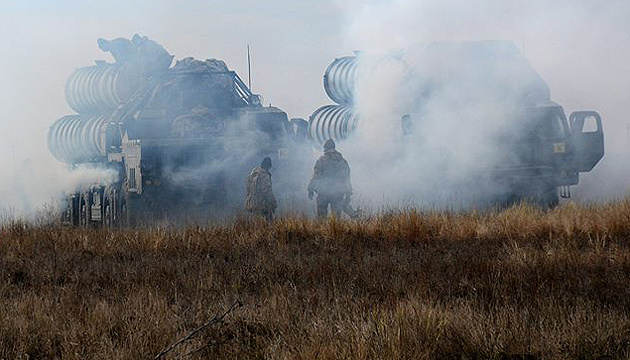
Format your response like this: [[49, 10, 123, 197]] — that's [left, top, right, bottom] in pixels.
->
[[316, 196, 329, 219], [330, 200, 344, 218], [344, 205, 362, 219], [263, 210, 273, 224]]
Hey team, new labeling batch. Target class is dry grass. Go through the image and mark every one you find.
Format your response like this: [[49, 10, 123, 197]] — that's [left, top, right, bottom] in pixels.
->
[[2, 201, 630, 359]]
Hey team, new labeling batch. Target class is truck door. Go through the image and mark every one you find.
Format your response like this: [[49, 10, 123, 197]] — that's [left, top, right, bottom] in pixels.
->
[[569, 111, 604, 172]]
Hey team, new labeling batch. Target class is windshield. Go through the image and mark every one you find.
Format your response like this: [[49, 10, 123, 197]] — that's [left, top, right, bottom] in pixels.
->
[[535, 109, 568, 139]]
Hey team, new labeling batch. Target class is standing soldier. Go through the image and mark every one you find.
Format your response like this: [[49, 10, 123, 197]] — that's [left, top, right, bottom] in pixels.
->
[[308, 139, 357, 218], [245, 157, 277, 222]]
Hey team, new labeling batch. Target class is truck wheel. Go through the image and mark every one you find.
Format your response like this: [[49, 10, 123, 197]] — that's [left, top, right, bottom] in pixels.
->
[[79, 194, 89, 227], [69, 194, 80, 226], [495, 193, 520, 210], [543, 188, 560, 209], [120, 201, 128, 227], [529, 187, 559, 209], [123, 193, 138, 227], [104, 203, 112, 227], [103, 189, 118, 227]]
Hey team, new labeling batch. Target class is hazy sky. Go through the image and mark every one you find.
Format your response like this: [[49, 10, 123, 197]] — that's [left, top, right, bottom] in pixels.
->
[[1, 0, 629, 212]]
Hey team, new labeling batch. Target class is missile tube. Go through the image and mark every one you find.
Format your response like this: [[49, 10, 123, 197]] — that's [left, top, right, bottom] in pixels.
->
[[323, 56, 358, 105], [308, 105, 359, 146], [65, 64, 137, 113], [48, 114, 111, 163]]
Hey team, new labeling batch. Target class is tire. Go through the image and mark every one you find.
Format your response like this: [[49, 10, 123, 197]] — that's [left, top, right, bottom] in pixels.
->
[[542, 187, 559, 209], [526, 186, 559, 210], [103, 188, 118, 227], [104, 203, 112, 227], [120, 201, 128, 227], [79, 194, 89, 227], [123, 192, 138, 227]]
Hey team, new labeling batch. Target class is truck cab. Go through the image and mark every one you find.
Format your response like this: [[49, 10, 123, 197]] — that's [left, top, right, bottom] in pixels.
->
[[494, 103, 604, 206]]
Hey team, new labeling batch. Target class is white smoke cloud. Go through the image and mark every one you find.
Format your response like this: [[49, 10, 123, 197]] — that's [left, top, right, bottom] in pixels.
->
[[331, 0, 630, 208], [1, 0, 630, 218]]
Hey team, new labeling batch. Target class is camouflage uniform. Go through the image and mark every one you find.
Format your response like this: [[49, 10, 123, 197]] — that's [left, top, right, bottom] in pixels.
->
[[308, 142, 353, 218], [245, 165, 277, 222]]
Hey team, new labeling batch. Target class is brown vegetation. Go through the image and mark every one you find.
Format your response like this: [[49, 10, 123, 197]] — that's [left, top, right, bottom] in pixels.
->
[[2, 201, 630, 359]]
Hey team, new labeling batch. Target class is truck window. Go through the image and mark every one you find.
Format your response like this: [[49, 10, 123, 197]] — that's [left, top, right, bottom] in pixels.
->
[[581, 114, 599, 133]]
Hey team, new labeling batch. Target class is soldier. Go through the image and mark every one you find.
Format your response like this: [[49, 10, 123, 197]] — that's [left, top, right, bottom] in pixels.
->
[[245, 157, 277, 222], [308, 139, 357, 218]]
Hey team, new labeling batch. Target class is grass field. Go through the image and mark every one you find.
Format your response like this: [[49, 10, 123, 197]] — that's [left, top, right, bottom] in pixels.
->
[[2, 201, 630, 359]]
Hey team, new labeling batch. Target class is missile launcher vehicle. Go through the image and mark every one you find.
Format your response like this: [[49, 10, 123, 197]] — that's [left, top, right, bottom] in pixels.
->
[[49, 35, 300, 225], [309, 41, 605, 207]]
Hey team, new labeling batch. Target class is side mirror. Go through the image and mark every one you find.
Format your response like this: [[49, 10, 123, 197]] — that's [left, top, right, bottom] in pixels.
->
[[569, 111, 604, 172]]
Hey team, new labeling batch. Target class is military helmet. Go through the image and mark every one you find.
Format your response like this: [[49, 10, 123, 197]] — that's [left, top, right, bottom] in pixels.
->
[[323, 139, 336, 151], [261, 156, 272, 170]]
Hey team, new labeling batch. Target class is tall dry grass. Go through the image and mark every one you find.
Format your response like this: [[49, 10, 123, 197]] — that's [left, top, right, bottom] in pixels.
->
[[2, 201, 630, 359]]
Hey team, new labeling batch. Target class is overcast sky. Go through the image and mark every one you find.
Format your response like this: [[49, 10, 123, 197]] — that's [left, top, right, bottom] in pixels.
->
[[1, 0, 629, 211]]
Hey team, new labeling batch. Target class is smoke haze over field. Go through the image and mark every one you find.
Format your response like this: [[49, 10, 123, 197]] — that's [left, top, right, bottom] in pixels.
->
[[340, 0, 630, 205], [0, 0, 629, 216]]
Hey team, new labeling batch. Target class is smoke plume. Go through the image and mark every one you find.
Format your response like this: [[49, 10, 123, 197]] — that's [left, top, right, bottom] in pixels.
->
[[332, 0, 630, 208], [0, 0, 629, 219]]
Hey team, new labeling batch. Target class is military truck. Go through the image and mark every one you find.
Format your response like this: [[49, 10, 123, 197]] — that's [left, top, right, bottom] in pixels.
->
[[49, 35, 300, 226], [308, 41, 604, 207]]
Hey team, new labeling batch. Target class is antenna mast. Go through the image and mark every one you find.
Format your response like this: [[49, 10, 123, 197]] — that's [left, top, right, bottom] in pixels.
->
[[247, 44, 252, 91]]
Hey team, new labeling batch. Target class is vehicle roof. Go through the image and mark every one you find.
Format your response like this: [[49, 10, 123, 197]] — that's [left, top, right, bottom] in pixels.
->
[[417, 40, 551, 103]]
